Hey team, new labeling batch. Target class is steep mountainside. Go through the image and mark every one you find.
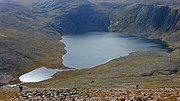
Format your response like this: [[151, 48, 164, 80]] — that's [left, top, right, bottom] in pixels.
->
[[108, 4, 180, 48], [109, 4, 179, 33], [32, 0, 110, 34], [0, 2, 65, 86]]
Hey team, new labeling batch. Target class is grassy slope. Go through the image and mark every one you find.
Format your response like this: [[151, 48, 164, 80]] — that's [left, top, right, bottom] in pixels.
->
[[0, 88, 18, 100], [0, 3, 65, 80], [25, 50, 180, 89]]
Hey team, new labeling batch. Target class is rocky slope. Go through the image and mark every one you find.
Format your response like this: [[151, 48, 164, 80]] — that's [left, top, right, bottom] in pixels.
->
[[108, 3, 180, 48], [1, 87, 180, 100], [109, 4, 179, 33], [0, 87, 180, 101]]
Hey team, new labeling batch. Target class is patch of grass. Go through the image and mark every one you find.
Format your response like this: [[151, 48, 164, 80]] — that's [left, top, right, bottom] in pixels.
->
[[0, 90, 18, 100]]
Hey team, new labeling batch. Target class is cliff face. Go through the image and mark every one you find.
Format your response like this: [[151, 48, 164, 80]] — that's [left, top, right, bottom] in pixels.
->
[[32, 0, 110, 34], [106, 3, 180, 48], [109, 4, 180, 37], [51, 4, 110, 34]]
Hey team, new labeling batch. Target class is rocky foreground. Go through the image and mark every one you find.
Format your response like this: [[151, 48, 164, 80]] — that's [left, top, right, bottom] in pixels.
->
[[0, 86, 180, 101]]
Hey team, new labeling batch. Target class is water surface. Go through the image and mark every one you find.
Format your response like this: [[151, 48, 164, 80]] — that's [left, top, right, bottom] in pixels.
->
[[19, 67, 63, 82], [62, 32, 169, 69]]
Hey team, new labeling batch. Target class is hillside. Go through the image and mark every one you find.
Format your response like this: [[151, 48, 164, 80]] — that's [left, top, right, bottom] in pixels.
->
[[31, 0, 110, 34], [0, 0, 179, 90], [108, 3, 180, 48], [26, 50, 180, 88], [0, 2, 65, 86]]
